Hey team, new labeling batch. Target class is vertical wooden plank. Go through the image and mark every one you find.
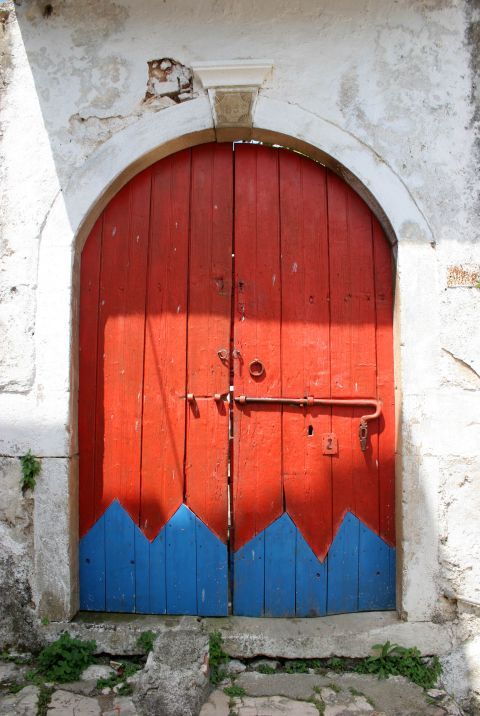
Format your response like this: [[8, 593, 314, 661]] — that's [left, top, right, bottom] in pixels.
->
[[327, 172, 355, 543], [134, 524, 149, 613], [140, 151, 191, 540], [149, 530, 167, 614], [186, 144, 232, 396], [264, 513, 296, 617], [185, 144, 232, 543], [233, 530, 265, 616], [94, 170, 151, 523], [279, 150, 332, 562], [295, 529, 327, 617], [326, 172, 379, 539], [195, 514, 228, 616], [327, 175, 377, 397], [165, 504, 196, 614], [232, 143, 283, 551], [373, 218, 396, 547], [358, 522, 396, 610], [186, 400, 229, 541], [347, 192, 379, 536], [79, 513, 105, 611], [135, 525, 167, 614], [79, 217, 103, 537], [327, 512, 360, 615], [105, 501, 135, 612]]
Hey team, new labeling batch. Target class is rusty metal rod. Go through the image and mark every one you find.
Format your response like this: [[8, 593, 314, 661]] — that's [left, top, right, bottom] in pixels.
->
[[235, 395, 381, 419], [234, 396, 382, 451]]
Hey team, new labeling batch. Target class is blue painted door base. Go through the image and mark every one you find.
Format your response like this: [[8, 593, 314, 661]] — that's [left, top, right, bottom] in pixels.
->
[[80, 501, 228, 616], [80, 503, 395, 617], [233, 512, 395, 617]]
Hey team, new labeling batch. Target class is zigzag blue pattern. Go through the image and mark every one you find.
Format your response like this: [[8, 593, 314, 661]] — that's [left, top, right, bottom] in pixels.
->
[[80, 501, 228, 615], [80, 503, 395, 616], [233, 511, 395, 617]]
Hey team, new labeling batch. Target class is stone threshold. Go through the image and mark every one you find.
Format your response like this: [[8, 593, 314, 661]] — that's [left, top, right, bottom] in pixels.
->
[[43, 611, 454, 658]]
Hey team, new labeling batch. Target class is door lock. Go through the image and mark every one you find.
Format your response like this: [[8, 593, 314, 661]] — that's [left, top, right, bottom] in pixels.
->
[[322, 432, 338, 455]]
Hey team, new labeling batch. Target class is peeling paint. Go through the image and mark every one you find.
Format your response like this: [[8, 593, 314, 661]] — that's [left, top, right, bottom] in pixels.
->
[[446, 264, 480, 287], [144, 58, 194, 106]]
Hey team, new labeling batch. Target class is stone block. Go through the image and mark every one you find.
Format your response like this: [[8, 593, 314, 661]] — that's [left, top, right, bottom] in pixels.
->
[[133, 622, 209, 716], [48, 690, 101, 715], [80, 664, 115, 681], [0, 685, 39, 716]]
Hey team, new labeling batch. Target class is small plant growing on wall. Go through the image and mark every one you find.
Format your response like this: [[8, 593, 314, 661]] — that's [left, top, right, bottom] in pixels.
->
[[19, 450, 41, 494]]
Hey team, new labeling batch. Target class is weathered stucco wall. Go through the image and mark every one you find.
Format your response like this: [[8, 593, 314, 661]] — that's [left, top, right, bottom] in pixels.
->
[[0, 0, 479, 709]]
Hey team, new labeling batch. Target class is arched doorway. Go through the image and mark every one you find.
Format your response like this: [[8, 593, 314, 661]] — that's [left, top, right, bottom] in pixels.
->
[[78, 142, 395, 617]]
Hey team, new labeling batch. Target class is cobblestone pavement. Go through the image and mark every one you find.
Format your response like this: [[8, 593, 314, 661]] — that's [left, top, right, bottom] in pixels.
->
[[201, 667, 466, 716], [0, 658, 466, 715]]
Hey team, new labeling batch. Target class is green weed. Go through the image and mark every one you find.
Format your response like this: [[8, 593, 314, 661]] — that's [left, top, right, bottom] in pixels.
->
[[325, 657, 347, 672], [0, 651, 31, 665], [209, 630, 229, 685], [355, 641, 442, 689], [37, 685, 54, 716], [224, 684, 246, 697], [19, 451, 41, 493], [256, 663, 276, 674], [284, 659, 309, 673], [136, 630, 155, 654], [305, 696, 325, 714], [36, 632, 96, 683]]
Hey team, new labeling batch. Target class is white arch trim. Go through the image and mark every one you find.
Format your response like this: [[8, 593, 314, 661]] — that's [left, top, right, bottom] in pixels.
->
[[41, 95, 433, 256]]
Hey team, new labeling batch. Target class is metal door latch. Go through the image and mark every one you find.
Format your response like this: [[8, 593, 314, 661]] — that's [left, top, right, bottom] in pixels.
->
[[234, 395, 382, 451]]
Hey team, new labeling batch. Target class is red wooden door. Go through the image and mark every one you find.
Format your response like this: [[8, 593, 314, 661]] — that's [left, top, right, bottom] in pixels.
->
[[79, 145, 232, 615], [231, 144, 395, 616], [79, 142, 395, 617]]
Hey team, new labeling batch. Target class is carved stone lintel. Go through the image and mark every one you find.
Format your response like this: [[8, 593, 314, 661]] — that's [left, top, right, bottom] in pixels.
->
[[192, 60, 273, 128], [211, 89, 255, 127]]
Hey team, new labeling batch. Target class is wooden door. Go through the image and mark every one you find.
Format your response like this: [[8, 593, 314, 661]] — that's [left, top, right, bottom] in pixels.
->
[[231, 145, 395, 616], [79, 144, 232, 615], [79, 142, 395, 617]]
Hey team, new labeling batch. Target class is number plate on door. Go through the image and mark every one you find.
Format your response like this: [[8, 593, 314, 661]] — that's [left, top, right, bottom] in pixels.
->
[[322, 433, 338, 455]]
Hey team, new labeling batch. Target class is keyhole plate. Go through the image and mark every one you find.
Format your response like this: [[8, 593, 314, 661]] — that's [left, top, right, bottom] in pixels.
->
[[322, 432, 338, 455]]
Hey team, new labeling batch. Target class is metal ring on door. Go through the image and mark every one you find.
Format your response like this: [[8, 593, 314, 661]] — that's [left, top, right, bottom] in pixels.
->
[[249, 358, 265, 377]]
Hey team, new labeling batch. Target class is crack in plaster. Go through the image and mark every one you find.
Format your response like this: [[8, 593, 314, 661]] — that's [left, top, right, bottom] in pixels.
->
[[442, 348, 480, 382]]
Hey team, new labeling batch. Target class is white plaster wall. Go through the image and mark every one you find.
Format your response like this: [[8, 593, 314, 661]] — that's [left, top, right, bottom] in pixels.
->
[[0, 0, 479, 707]]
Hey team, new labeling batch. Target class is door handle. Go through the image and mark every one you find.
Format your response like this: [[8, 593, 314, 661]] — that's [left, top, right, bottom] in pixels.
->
[[184, 393, 228, 402], [234, 395, 382, 451]]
